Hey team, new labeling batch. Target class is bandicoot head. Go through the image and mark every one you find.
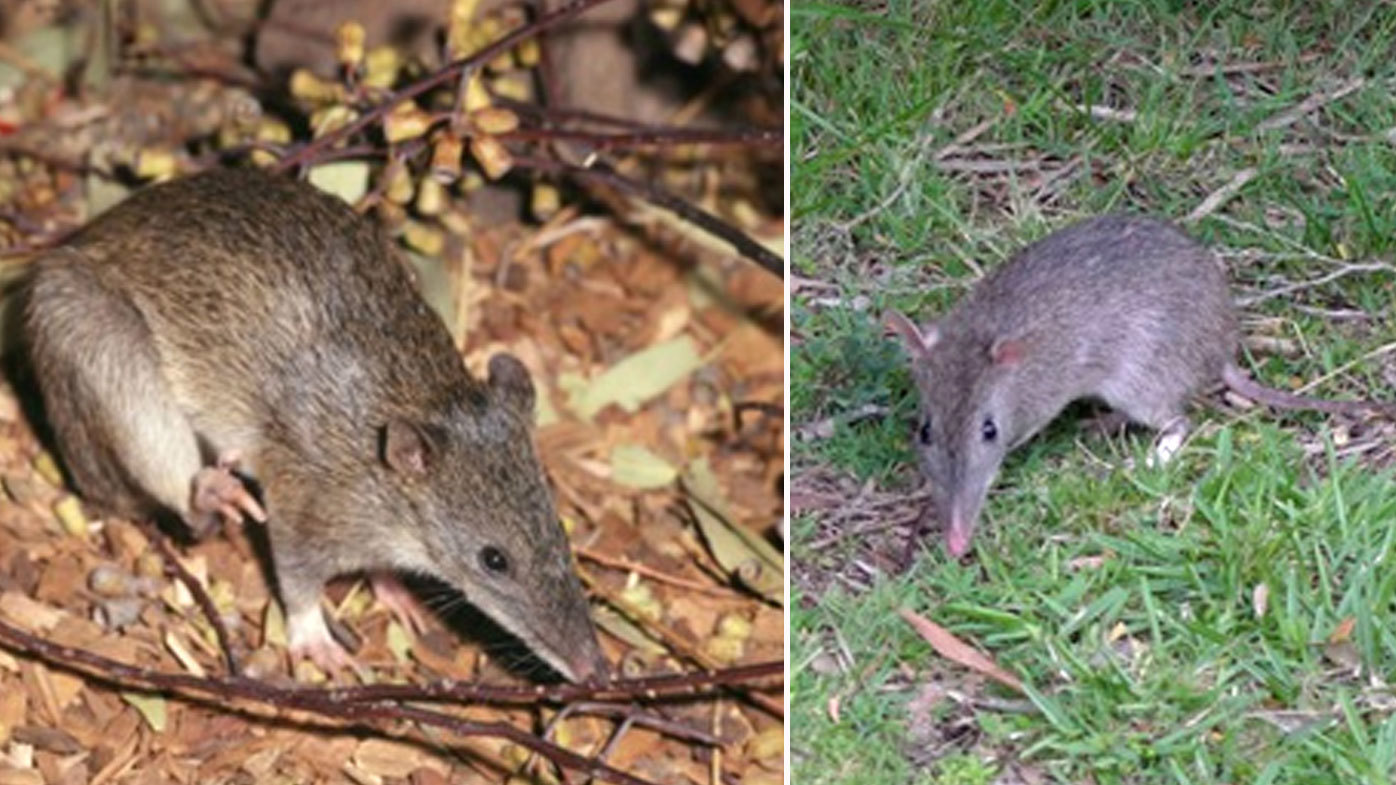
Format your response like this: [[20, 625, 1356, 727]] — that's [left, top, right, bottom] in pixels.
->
[[885, 310, 1030, 557]]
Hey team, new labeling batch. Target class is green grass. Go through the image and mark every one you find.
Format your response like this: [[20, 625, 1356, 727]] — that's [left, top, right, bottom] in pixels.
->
[[791, 1, 1396, 783]]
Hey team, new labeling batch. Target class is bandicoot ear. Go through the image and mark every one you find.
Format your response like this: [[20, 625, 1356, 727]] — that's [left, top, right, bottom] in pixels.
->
[[883, 310, 939, 359], [488, 353, 536, 416], [990, 337, 1026, 366], [383, 420, 431, 476]]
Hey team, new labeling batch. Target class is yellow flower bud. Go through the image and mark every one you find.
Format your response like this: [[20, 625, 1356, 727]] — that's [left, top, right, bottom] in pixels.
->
[[335, 20, 366, 70], [289, 69, 344, 104], [415, 177, 446, 216], [516, 38, 540, 67], [382, 104, 434, 143], [531, 183, 560, 220], [470, 136, 513, 180], [490, 73, 531, 102], [383, 163, 415, 205], [470, 107, 518, 135], [401, 220, 445, 256], [463, 73, 491, 113], [309, 104, 358, 138], [362, 46, 401, 90], [135, 147, 178, 180], [430, 134, 464, 182]]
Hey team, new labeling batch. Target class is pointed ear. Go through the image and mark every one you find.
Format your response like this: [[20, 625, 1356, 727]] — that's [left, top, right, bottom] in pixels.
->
[[882, 310, 939, 359], [383, 420, 431, 476], [488, 353, 536, 416], [990, 338, 1026, 366]]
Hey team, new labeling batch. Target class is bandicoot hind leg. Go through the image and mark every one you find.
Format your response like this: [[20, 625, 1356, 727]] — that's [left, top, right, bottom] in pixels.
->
[[27, 253, 224, 532]]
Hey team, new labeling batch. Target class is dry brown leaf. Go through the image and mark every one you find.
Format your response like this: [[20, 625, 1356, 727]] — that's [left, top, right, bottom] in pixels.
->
[[0, 690, 25, 745], [353, 738, 429, 779], [1066, 554, 1108, 571], [898, 607, 1024, 692], [0, 768, 44, 785], [1330, 616, 1356, 644], [0, 593, 65, 633]]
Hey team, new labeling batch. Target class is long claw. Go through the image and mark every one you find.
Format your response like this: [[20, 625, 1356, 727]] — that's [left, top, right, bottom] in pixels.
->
[[370, 572, 432, 634], [233, 488, 267, 523], [191, 451, 266, 527]]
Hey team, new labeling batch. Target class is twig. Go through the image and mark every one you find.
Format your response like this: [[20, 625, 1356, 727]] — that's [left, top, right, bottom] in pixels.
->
[[324, 659, 782, 704], [1291, 303, 1373, 322], [1174, 52, 1323, 78], [576, 548, 741, 598], [1184, 166, 1259, 223], [805, 509, 922, 551], [1029, 157, 1083, 205], [273, 135, 782, 277], [932, 118, 998, 161], [1237, 260, 1396, 307], [1071, 104, 1138, 123], [0, 616, 658, 785], [499, 126, 781, 149], [1257, 77, 1366, 132], [547, 702, 720, 746], [141, 521, 241, 675], [498, 98, 672, 131], [793, 403, 889, 443], [934, 157, 1045, 174], [513, 155, 783, 276], [1209, 214, 1333, 259], [584, 579, 784, 718], [0, 616, 780, 784], [1289, 340, 1396, 398]]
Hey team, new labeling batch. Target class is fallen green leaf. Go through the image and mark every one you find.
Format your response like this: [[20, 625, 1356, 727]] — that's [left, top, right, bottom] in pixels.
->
[[610, 445, 679, 489], [405, 250, 460, 343], [52, 495, 88, 539], [683, 458, 783, 604], [123, 692, 167, 732], [385, 620, 412, 664], [566, 336, 703, 419], [534, 383, 559, 427], [307, 161, 370, 205], [591, 605, 665, 655], [85, 174, 130, 217]]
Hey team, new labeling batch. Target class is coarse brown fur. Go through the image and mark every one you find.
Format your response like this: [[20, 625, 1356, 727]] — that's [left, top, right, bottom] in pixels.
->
[[22, 167, 604, 681]]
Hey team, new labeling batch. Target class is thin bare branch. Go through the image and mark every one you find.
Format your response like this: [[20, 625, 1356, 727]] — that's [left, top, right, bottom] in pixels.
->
[[514, 155, 783, 276], [0, 616, 781, 785], [141, 520, 241, 675], [1184, 167, 1259, 223], [1257, 77, 1366, 132]]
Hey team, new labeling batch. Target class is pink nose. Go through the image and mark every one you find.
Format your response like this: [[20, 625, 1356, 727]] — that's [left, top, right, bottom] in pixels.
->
[[945, 515, 973, 557], [569, 651, 609, 683]]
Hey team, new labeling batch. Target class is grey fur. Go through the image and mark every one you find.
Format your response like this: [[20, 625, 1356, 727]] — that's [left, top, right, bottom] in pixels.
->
[[887, 214, 1390, 559]]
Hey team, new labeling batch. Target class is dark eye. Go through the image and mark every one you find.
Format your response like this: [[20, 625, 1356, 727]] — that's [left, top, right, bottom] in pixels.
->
[[480, 546, 510, 574], [981, 417, 998, 442], [918, 418, 932, 445]]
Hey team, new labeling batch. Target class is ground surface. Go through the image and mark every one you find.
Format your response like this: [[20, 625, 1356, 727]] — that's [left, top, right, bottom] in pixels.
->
[[0, 1, 784, 783], [791, 2, 1396, 784]]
